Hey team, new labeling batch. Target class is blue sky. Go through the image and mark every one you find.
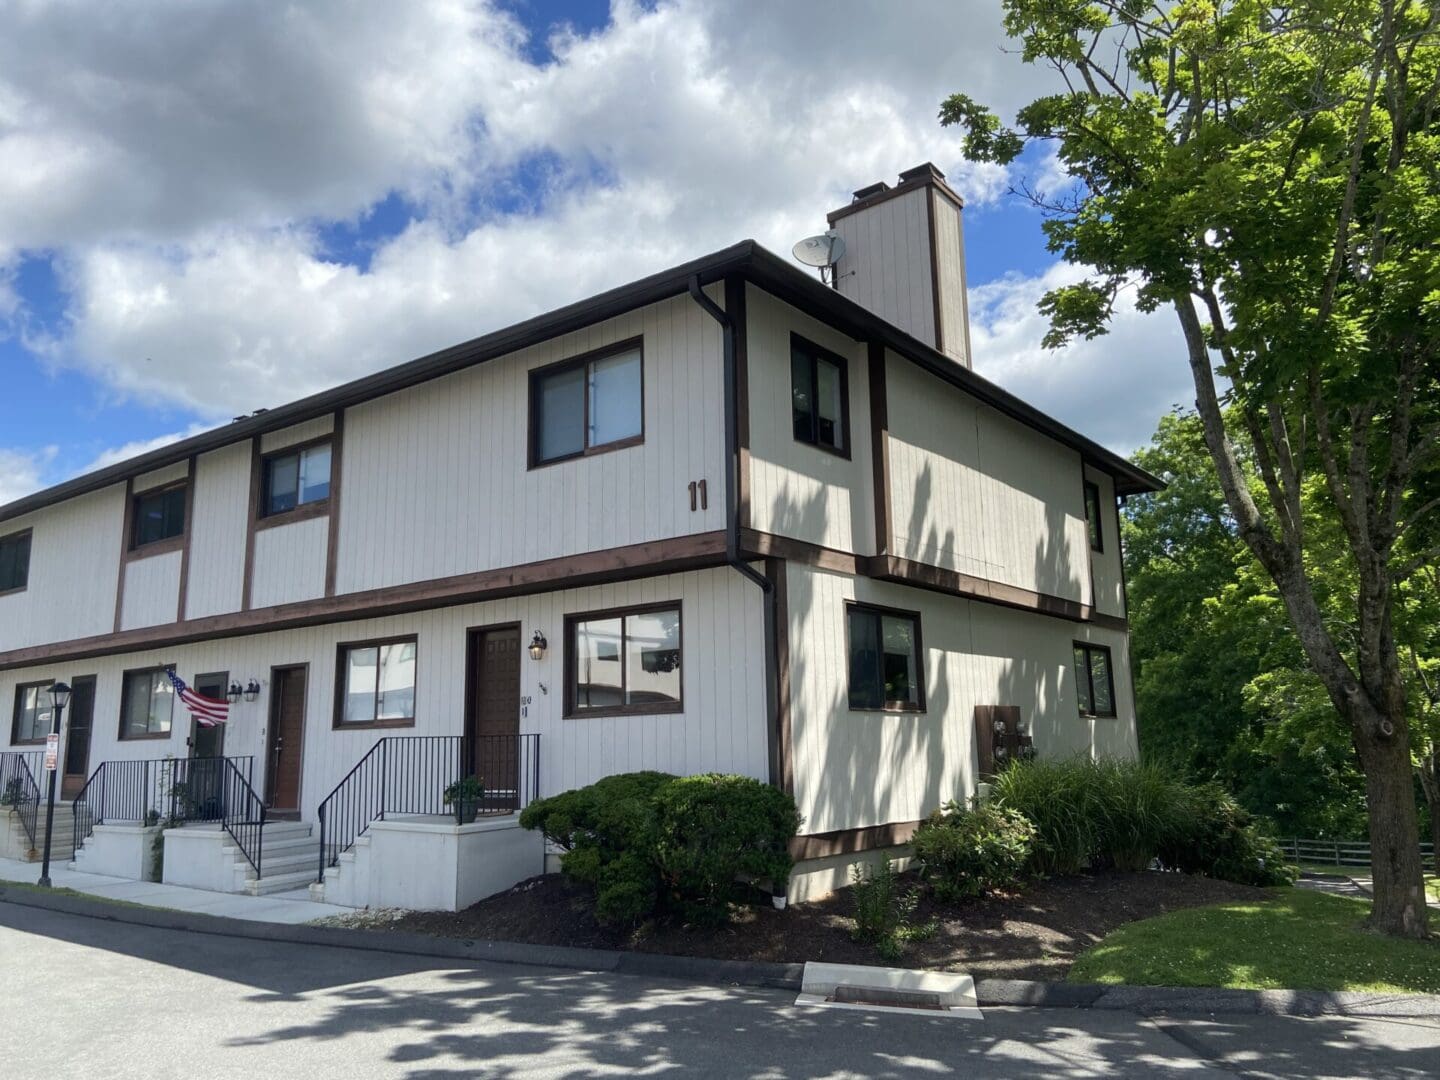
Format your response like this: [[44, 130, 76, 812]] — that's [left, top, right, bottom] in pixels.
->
[[0, 1, 1178, 504]]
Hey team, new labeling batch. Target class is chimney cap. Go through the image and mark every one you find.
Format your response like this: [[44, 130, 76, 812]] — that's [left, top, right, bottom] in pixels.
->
[[898, 162, 947, 184], [851, 181, 891, 201]]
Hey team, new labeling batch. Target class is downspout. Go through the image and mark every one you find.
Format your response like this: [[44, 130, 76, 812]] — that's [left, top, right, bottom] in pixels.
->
[[687, 275, 782, 789]]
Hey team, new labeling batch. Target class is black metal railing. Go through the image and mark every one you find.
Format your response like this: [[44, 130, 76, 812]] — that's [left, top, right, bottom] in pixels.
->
[[216, 757, 266, 876], [317, 734, 541, 883], [0, 751, 42, 848], [71, 756, 256, 855]]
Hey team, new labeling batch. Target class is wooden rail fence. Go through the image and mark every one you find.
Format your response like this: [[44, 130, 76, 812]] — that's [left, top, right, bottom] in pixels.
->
[[1284, 838, 1435, 868]]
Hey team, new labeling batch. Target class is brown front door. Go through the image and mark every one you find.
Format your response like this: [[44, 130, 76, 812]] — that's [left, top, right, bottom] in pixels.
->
[[468, 626, 521, 810], [61, 676, 97, 800], [266, 666, 307, 814]]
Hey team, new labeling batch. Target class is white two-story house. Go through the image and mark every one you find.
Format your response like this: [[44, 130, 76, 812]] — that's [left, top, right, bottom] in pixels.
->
[[0, 164, 1160, 907]]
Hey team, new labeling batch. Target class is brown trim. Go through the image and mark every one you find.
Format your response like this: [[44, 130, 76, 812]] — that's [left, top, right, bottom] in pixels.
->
[[0, 531, 729, 672], [113, 477, 134, 633], [527, 336, 646, 469], [563, 600, 683, 719], [117, 664, 178, 741], [726, 276, 751, 529], [1073, 640, 1119, 719], [0, 527, 34, 597], [867, 342, 890, 556], [10, 679, 55, 745], [924, 186, 945, 354], [1083, 476, 1104, 553], [175, 455, 198, 623], [253, 498, 330, 531], [256, 433, 335, 527], [333, 634, 418, 729], [739, 529, 864, 574], [265, 663, 309, 813], [789, 819, 924, 861], [789, 333, 852, 460], [462, 620, 524, 745], [825, 163, 965, 227], [124, 534, 185, 560], [125, 479, 189, 557], [241, 437, 261, 612], [844, 600, 927, 713], [768, 557, 793, 796], [325, 409, 345, 597]]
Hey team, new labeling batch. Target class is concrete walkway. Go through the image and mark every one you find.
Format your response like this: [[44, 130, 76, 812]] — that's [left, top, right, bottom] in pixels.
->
[[0, 856, 355, 924]]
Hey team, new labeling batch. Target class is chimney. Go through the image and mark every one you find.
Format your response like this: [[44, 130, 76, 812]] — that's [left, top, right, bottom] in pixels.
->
[[826, 162, 972, 367]]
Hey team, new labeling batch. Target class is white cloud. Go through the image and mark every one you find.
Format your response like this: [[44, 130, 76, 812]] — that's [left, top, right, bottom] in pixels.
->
[[969, 264, 1194, 455], [81, 423, 217, 473], [0, 445, 58, 505]]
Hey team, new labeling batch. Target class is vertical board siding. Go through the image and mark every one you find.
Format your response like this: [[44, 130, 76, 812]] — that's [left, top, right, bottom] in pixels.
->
[[250, 517, 329, 609], [260, 415, 335, 454], [1085, 466, 1126, 618], [335, 291, 725, 594], [929, 191, 970, 367], [0, 566, 766, 825], [132, 460, 190, 493], [0, 486, 125, 652], [832, 188, 936, 347], [185, 443, 251, 619], [888, 360, 1090, 602], [745, 287, 876, 555], [786, 562, 1137, 836], [119, 551, 183, 630]]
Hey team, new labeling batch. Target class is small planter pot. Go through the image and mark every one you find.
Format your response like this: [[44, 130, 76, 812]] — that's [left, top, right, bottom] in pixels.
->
[[454, 800, 479, 825], [772, 893, 788, 911]]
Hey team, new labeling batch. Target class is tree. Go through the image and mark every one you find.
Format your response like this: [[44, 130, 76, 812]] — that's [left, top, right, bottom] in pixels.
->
[[945, 0, 1439, 935]]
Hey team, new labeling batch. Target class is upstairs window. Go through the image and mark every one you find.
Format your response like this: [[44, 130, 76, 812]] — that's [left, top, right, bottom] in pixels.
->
[[1084, 480, 1104, 552], [0, 529, 31, 592], [120, 667, 175, 739], [1073, 642, 1117, 718], [263, 442, 332, 517], [337, 637, 417, 727], [847, 603, 924, 711], [567, 603, 682, 717], [131, 485, 187, 549], [11, 681, 53, 744], [531, 340, 644, 466], [791, 335, 849, 456]]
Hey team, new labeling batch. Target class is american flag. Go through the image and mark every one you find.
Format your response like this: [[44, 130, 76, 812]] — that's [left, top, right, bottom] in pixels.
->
[[165, 669, 229, 727]]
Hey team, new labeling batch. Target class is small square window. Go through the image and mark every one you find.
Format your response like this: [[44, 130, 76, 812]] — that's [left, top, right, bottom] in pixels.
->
[[847, 604, 924, 711], [263, 443, 332, 517], [531, 342, 644, 466], [1084, 480, 1104, 552], [1073, 642, 1117, 718], [0, 530, 31, 592], [337, 637, 417, 726], [120, 667, 175, 739], [791, 335, 849, 455], [11, 681, 54, 744], [131, 486, 186, 549], [566, 604, 682, 717]]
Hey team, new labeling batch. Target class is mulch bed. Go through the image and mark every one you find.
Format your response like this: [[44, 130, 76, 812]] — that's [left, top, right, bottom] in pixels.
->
[[348, 870, 1266, 981]]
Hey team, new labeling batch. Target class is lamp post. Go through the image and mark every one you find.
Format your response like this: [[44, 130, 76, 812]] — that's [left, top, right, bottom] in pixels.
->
[[37, 680, 71, 888]]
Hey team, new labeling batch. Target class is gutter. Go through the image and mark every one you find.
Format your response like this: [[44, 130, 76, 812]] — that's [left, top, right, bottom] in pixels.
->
[[687, 275, 782, 790]]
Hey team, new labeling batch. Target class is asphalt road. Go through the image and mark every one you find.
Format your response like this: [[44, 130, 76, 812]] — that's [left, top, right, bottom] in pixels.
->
[[1, 903, 1437, 1079]]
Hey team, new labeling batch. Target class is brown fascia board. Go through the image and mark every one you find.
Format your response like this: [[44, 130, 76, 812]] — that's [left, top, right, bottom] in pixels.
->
[[826, 165, 966, 226], [0, 238, 1160, 525]]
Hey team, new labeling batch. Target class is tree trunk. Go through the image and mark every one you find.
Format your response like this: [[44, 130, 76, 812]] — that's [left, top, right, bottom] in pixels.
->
[[1431, 803, 1440, 880], [1355, 725, 1430, 938]]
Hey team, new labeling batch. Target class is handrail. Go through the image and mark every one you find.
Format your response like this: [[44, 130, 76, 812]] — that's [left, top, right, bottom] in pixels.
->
[[0, 751, 42, 848], [217, 757, 266, 876], [69, 755, 258, 856], [317, 734, 541, 884], [71, 762, 105, 854]]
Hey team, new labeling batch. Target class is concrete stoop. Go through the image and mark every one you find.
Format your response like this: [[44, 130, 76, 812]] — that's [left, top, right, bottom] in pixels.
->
[[162, 820, 322, 896], [2, 803, 89, 863]]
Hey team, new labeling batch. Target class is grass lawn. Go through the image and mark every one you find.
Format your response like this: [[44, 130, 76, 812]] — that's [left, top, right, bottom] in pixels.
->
[[1068, 888, 1440, 994]]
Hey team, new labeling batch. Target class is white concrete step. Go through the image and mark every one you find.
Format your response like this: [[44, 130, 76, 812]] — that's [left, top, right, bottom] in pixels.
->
[[244, 869, 318, 896], [244, 848, 322, 879]]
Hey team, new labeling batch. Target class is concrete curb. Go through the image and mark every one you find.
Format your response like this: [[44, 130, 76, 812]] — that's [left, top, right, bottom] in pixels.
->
[[4, 884, 1437, 1018]]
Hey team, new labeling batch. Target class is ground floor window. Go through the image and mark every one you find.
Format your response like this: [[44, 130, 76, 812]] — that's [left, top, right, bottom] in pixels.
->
[[11, 681, 53, 744], [336, 637, 417, 727], [566, 603, 682, 717], [847, 603, 925, 711], [1073, 642, 1117, 718], [120, 667, 175, 739]]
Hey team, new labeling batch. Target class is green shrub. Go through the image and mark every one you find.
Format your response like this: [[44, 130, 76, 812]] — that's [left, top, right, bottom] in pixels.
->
[[849, 858, 935, 961], [912, 801, 1036, 901], [1089, 758, 1194, 871], [520, 771, 801, 926], [989, 757, 1105, 874], [1158, 783, 1297, 887]]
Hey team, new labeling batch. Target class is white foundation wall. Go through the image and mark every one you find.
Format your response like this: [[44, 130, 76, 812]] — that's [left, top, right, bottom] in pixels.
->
[[786, 562, 1137, 837], [0, 566, 768, 824]]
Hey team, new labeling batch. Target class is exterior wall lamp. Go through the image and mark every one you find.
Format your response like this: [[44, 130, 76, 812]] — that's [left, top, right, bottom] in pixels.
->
[[243, 679, 261, 702], [226, 682, 243, 705], [529, 631, 548, 661]]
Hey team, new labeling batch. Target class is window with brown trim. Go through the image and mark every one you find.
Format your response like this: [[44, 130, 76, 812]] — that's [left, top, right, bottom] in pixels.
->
[[11, 681, 54, 745], [0, 529, 31, 593], [262, 441, 332, 518], [846, 603, 924, 711], [120, 666, 176, 739], [131, 485, 187, 550], [1084, 480, 1104, 552], [791, 334, 850, 457], [530, 339, 644, 466], [566, 602, 682, 717], [1073, 642, 1117, 718], [336, 636, 417, 727]]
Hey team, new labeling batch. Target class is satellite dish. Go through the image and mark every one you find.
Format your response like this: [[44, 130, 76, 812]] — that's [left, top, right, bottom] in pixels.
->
[[792, 231, 846, 286]]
